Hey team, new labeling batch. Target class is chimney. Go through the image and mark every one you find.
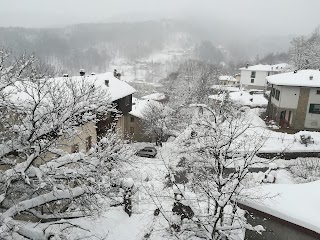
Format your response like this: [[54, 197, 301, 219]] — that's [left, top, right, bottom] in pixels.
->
[[294, 70, 298, 74], [113, 69, 121, 80], [310, 75, 313, 80], [246, 63, 249, 69], [80, 69, 85, 76]]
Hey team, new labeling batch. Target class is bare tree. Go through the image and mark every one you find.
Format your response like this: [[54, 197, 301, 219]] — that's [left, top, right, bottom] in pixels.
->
[[177, 104, 268, 239], [141, 100, 177, 144], [289, 27, 320, 70], [161, 60, 220, 108], [145, 102, 269, 240], [0, 49, 132, 239]]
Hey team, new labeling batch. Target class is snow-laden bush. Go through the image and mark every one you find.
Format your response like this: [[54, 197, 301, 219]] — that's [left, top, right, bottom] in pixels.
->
[[289, 158, 320, 183]]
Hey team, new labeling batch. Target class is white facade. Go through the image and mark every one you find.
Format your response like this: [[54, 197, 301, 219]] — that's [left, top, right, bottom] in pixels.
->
[[305, 88, 320, 128], [240, 70, 270, 89], [270, 85, 300, 109], [239, 63, 290, 89]]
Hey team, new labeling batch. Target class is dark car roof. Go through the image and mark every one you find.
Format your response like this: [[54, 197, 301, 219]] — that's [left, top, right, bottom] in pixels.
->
[[142, 147, 156, 150]]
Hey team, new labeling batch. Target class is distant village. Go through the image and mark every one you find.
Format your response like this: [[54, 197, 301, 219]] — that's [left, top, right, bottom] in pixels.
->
[[60, 62, 320, 157]]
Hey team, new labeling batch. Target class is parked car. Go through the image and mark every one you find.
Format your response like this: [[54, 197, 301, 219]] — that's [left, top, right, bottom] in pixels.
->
[[136, 147, 157, 158]]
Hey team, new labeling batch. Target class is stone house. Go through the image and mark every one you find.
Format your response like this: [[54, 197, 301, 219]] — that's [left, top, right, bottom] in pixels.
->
[[54, 71, 136, 153], [86, 72, 136, 139], [54, 71, 136, 154], [10, 71, 135, 157], [266, 69, 320, 130]]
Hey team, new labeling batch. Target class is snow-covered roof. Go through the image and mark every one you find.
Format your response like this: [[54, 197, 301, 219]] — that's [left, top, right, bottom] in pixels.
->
[[230, 91, 268, 107], [240, 180, 320, 234], [219, 76, 237, 82], [211, 85, 240, 92], [56, 72, 136, 101], [4, 72, 136, 105], [267, 69, 320, 87], [208, 94, 225, 102], [130, 97, 162, 119], [272, 63, 291, 70], [209, 90, 268, 107], [240, 63, 289, 72], [141, 92, 167, 101]]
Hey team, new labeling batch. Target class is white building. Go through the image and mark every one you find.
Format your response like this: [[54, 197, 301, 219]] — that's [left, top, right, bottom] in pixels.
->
[[218, 75, 239, 86], [239, 63, 290, 90], [266, 69, 320, 130]]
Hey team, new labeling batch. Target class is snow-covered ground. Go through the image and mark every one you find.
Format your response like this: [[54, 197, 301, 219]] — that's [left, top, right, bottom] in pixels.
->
[[108, 47, 193, 84], [12, 93, 320, 240], [41, 144, 178, 240], [246, 109, 320, 153], [109, 62, 148, 82], [142, 48, 191, 63]]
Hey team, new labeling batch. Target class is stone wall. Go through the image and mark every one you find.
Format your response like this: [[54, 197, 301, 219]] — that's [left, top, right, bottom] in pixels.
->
[[294, 87, 310, 129]]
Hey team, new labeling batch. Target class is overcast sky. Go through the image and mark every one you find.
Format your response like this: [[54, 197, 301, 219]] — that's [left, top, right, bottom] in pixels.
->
[[1, 0, 319, 35]]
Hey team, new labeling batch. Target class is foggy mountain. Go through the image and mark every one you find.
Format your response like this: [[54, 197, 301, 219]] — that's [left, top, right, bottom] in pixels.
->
[[0, 19, 292, 75]]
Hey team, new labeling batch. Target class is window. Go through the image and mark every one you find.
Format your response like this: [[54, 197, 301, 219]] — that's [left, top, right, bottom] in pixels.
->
[[105, 80, 109, 87], [85, 136, 92, 152], [71, 144, 79, 153], [271, 88, 275, 97], [288, 111, 292, 123], [130, 116, 134, 122], [275, 89, 280, 100], [316, 90, 320, 95], [251, 79, 254, 83], [309, 104, 320, 114], [251, 71, 256, 78], [130, 127, 134, 134], [125, 96, 130, 106], [267, 72, 270, 76]]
